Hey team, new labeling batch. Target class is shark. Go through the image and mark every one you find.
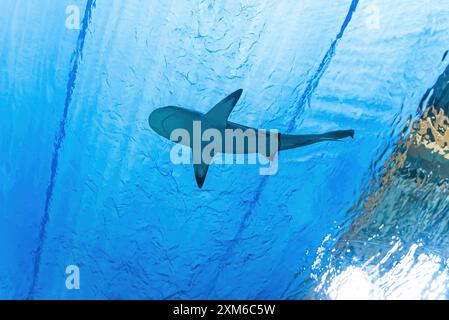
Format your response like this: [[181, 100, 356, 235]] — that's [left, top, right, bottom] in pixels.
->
[[149, 89, 354, 188]]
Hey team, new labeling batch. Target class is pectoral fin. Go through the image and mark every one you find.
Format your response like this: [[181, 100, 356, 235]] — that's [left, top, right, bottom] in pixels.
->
[[204, 89, 243, 127], [194, 163, 210, 189]]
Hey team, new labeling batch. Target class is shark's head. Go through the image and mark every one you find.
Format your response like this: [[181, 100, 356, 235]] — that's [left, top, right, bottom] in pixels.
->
[[149, 106, 203, 141], [148, 106, 180, 139]]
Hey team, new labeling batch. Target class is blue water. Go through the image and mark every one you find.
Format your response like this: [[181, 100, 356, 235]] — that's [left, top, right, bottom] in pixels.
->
[[2, 0, 449, 299]]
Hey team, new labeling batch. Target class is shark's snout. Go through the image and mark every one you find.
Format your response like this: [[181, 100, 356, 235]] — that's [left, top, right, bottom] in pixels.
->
[[148, 108, 162, 129], [149, 107, 170, 135]]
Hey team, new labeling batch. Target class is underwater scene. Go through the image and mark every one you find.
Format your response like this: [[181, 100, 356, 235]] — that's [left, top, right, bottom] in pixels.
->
[[2, 0, 449, 299]]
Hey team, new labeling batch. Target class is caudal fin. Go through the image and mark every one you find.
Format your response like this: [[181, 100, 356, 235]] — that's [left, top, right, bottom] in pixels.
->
[[323, 129, 354, 140], [279, 129, 355, 151]]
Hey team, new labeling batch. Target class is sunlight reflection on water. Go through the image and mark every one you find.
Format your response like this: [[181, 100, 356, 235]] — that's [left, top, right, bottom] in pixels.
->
[[317, 241, 449, 299]]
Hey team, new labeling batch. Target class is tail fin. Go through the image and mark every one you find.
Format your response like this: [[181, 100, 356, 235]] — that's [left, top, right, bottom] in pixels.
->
[[279, 129, 354, 151], [323, 129, 355, 140]]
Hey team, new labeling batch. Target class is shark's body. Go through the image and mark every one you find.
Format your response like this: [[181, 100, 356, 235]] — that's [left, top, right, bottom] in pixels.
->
[[149, 89, 354, 188]]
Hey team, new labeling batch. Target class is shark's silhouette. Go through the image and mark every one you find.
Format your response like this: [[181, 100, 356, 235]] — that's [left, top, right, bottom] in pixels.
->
[[149, 89, 354, 188]]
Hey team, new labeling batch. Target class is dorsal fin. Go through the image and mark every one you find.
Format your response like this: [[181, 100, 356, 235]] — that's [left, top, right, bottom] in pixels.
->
[[204, 89, 243, 127]]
